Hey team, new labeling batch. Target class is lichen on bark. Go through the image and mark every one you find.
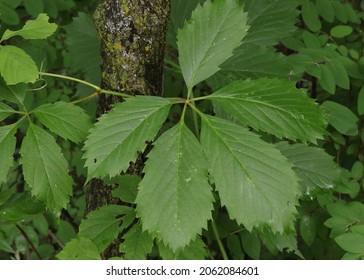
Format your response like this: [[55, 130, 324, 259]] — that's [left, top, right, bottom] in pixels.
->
[[86, 0, 170, 259]]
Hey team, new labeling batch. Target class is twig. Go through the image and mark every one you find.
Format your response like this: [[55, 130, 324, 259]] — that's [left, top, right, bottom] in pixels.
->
[[16, 224, 42, 260]]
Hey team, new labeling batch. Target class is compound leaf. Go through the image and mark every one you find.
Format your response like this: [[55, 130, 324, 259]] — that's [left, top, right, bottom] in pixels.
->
[[206, 78, 326, 142], [0, 102, 16, 122], [200, 115, 299, 232], [33, 101, 92, 143], [136, 122, 214, 251], [177, 0, 248, 88], [83, 96, 172, 180], [20, 124, 73, 216]]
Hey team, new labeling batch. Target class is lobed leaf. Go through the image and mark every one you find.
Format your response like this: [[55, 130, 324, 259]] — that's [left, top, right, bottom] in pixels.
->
[[158, 237, 206, 260], [177, 0, 248, 88], [1, 14, 57, 42], [33, 101, 92, 143], [20, 124, 73, 216], [0, 124, 17, 184], [136, 122, 214, 251], [0, 45, 38, 85], [206, 78, 326, 142], [83, 96, 172, 180], [200, 115, 299, 232]]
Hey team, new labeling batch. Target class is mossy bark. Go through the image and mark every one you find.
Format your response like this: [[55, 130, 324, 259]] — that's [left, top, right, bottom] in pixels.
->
[[86, 0, 170, 259]]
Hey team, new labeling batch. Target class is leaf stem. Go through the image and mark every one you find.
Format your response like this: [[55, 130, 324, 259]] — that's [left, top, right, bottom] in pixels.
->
[[38, 72, 131, 99], [189, 92, 200, 138], [16, 224, 42, 260], [211, 220, 228, 260]]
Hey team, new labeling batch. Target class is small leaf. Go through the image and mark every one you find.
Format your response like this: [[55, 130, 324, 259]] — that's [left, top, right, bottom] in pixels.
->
[[300, 215, 316, 246], [0, 46, 38, 85], [0, 232, 14, 253], [158, 237, 206, 260], [33, 101, 92, 143], [302, 1, 321, 32], [330, 25, 353, 38], [240, 231, 261, 260], [316, 0, 335, 22], [110, 175, 141, 204], [332, 1, 348, 23], [79, 205, 134, 253], [335, 233, 364, 254], [206, 78, 326, 142], [1, 14, 57, 42], [136, 122, 214, 251], [0, 3, 19, 25], [275, 142, 340, 195], [120, 224, 154, 260], [0, 103, 16, 122], [0, 124, 16, 184], [200, 115, 299, 232], [23, 0, 44, 17], [83, 96, 172, 180], [57, 237, 101, 260], [319, 64, 336, 94], [20, 124, 73, 216], [177, 0, 248, 88], [358, 86, 364, 115], [0, 78, 26, 106], [327, 60, 350, 90], [0, 192, 45, 225], [322, 101, 359, 136], [351, 161, 363, 181]]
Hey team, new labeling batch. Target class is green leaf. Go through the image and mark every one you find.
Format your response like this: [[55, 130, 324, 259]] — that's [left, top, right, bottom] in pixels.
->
[[319, 64, 336, 94], [33, 101, 92, 143], [300, 215, 316, 246], [200, 115, 299, 232], [259, 228, 301, 257], [227, 235, 244, 260], [23, 0, 44, 17], [240, 231, 261, 260], [275, 142, 340, 195], [120, 224, 154, 260], [177, 0, 248, 88], [79, 205, 134, 253], [57, 237, 101, 260], [110, 175, 141, 204], [136, 122, 214, 251], [330, 25, 353, 39], [1, 14, 57, 42], [83, 96, 171, 180], [358, 86, 364, 115], [327, 60, 350, 90], [63, 13, 101, 84], [206, 78, 326, 142], [301, 1, 321, 32], [158, 237, 206, 260], [20, 124, 73, 216], [316, 0, 335, 23], [332, 1, 348, 23], [0, 78, 26, 106], [335, 233, 364, 254], [0, 192, 45, 224], [0, 45, 38, 85], [0, 2, 19, 25], [243, 0, 299, 46], [0, 124, 17, 184], [0, 232, 14, 253], [325, 202, 364, 236], [322, 101, 359, 136], [0, 102, 16, 122], [351, 161, 363, 180]]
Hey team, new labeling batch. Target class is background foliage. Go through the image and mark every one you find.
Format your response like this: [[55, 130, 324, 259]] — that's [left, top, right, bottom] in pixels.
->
[[0, 0, 363, 260]]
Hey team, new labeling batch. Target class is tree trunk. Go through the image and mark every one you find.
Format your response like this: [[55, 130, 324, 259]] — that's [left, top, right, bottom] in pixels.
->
[[86, 0, 170, 259]]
